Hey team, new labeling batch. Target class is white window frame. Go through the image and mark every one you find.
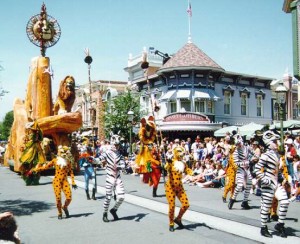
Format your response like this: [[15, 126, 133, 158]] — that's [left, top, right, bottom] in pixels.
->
[[224, 91, 231, 115], [256, 95, 263, 117]]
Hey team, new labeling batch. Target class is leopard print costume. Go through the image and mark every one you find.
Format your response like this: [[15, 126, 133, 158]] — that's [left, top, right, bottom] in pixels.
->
[[164, 146, 193, 232], [222, 145, 237, 202], [34, 146, 77, 219]]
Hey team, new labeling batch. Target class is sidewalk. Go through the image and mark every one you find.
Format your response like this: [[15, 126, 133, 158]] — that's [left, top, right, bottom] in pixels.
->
[[74, 168, 300, 242]]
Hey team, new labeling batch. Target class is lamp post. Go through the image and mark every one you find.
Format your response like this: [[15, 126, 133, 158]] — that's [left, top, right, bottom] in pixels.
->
[[84, 48, 94, 145], [127, 110, 134, 155], [275, 80, 288, 152]]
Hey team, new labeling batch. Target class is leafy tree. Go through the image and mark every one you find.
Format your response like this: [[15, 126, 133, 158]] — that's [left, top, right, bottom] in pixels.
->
[[104, 90, 140, 140], [0, 111, 13, 141]]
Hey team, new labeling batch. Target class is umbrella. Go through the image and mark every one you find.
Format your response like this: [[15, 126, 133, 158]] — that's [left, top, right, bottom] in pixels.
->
[[238, 122, 264, 140], [270, 120, 300, 130], [214, 125, 239, 137]]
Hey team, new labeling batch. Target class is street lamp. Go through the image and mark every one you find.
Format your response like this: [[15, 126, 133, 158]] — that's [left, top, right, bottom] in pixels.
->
[[275, 80, 288, 152], [127, 110, 134, 155], [84, 48, 94, 145]]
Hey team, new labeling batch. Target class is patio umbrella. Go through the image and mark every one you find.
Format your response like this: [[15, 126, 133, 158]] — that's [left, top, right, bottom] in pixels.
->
[[214, 125, 239, 137], [238, 122, 264, 140], [270, 120, 300, 130]]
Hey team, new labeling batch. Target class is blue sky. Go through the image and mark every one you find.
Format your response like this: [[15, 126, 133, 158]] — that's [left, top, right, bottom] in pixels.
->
[[0, 0, 293, 120]]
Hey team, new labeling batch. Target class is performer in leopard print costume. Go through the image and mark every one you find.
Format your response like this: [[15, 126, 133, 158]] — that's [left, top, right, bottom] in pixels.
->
[[33, 145, 77, 219], [164, 146, 193, 232]]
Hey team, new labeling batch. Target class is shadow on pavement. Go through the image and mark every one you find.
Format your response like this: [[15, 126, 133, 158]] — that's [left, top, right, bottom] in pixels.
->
[[120, 213, 149, 222], [184, 222, 213, 231], [67, 212, 94, 218], [0, 199, 54, 216]]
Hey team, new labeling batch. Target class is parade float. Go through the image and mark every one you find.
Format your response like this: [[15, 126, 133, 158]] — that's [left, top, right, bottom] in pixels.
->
[[3, 3, 82, 184]]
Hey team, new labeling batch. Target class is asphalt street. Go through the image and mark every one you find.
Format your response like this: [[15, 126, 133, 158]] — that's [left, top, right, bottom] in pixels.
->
[[0, 165, 299, 244]]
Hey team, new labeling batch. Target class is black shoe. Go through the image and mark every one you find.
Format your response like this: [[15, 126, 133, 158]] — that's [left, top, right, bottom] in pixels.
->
[[241, 201, 251, 210], [222, 196, 227, 203], [260, 226, 272, 238], [85, 190, 91, 200], [110, 208, 119, 220], [152, 187, 157, 198], [169, 225, 175, 232], [174, 218, 184, 229], [58, 214, 62, 220], [92, 188, 96, 200], [103, 212, 109, 222], [274, 223, 287, 238], [271, 214, 279, 221], [228, 198, 235, 209], [62, 207, 70, 218]]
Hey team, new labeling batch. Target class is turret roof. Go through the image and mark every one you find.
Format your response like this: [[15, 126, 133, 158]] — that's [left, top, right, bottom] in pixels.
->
[[159, 42, 224, 72]]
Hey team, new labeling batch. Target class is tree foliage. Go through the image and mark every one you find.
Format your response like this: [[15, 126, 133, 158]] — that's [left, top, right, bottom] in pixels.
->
[[104, 91, 140, 140], [0, 110, 13, 141]]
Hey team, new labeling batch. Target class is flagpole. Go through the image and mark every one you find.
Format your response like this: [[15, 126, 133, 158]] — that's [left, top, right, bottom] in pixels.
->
[[187, 0, 192, 43]]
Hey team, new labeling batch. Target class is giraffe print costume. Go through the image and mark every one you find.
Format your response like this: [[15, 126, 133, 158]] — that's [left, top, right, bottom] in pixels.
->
[[34, 146, 77, 219], [164, 146, 193, 232]]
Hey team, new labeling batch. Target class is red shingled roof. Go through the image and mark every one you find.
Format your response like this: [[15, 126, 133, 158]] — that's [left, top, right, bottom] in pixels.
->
[[160, 42, 224, 71]]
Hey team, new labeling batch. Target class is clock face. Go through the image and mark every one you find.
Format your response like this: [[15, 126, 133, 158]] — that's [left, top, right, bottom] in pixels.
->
[[26, 13, 61, 48]]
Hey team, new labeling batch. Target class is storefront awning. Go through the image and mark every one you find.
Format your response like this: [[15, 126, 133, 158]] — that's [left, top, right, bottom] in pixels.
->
[[176, 89, 191, 99], [194, 89, 220, 101], [159, 90, 176, 101], [159, 123, 222, 132]]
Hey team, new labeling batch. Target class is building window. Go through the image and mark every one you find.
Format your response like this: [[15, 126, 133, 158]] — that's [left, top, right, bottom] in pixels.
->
[[293, 99, 298, 119], [224, 91, 231, 115], [195, 100, 205, 113], [241, 93, 247, 116], [257, 95, 263, 117], [207, 100, 214, 114], [170, 101, 177, 113], [180, 99, 191, 112]]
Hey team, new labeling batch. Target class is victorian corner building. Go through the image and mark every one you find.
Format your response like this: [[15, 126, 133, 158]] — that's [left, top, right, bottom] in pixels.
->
[[126, 41, 280, 140]]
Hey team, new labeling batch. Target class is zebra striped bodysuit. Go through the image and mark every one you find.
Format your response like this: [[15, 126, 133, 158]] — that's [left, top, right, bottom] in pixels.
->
[[231, 145, 252, 202], [254, 149, 289, 227], [98, 146, 125, 213]]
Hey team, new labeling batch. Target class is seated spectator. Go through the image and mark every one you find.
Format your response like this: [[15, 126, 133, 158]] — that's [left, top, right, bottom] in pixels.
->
[[197, 162, 226, 188], [0, 212, 20, 244], [182, 161, 204, 184]]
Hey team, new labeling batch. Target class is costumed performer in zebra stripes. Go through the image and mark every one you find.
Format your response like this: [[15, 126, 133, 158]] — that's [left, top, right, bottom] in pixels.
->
[[228, 133, 252, 210], [96, 134, 125, 222], [254, 130, 290, 238]]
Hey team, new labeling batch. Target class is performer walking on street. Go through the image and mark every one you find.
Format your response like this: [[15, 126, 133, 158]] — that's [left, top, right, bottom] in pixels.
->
[[228, 134, 252, 210], [164, 146, 193, 232], [32, 145, 77, 219], [97, 134, 125, 222], [254, 130, 290, 238]]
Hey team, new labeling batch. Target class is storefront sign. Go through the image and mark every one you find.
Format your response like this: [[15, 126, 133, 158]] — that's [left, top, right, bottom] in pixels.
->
[[163, 112, 210, 122]]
